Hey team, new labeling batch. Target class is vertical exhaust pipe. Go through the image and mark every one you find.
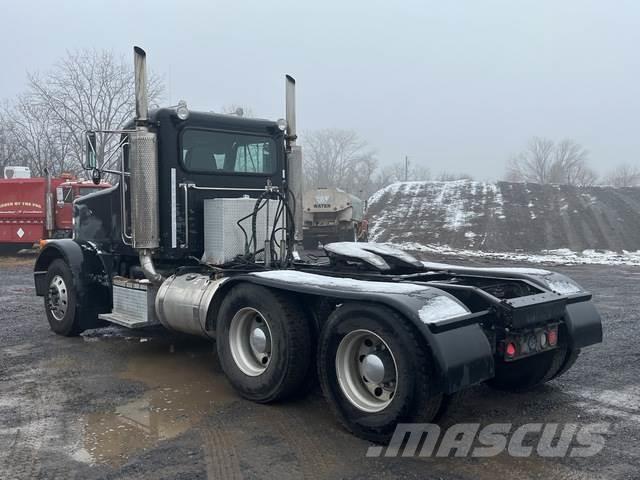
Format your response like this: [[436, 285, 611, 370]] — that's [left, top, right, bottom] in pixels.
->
[[285, 75, 297, 148], [44, 167, 54, 238], [132, 46, 163, 284], [285, 75, 303, 243], [134, 46, 149, 124]]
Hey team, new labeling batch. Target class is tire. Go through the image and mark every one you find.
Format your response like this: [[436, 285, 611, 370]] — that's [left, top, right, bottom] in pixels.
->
[[44, 259, 96, 336], [548, 348, 581, 381], [318, 303, 443, 443], [486, 346, 576, 392], [216, 283, 312, 403]]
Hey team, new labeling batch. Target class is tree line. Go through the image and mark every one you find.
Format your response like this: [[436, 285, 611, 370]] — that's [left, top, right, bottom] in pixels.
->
[[505, 136, 640, 188], [1, 49, 637, 197], [301, 128, 473, 200], [0, 49, 163, 178]]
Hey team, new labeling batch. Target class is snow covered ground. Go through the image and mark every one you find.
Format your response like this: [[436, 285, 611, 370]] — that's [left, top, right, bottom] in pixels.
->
[[392, 241, 640, 266]]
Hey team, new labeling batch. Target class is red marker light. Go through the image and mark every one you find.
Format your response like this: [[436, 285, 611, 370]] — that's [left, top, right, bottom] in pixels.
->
[[505, 342, 517, 358], [547, 329, 558, 346]]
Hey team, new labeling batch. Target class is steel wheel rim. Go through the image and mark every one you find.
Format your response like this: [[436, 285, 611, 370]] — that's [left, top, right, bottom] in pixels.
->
[[335, 329, 398, 413], [229, 307, 273, 377], [47, 275, 68, 321]]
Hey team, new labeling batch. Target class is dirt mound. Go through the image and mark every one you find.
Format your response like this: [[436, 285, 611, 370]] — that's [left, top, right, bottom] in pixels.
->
[[367, 180, 640, 252]]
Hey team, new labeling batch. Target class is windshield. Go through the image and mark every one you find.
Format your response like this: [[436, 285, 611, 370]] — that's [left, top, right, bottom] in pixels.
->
[[77, 187, 106, 196], [181, 129, 276, 174]]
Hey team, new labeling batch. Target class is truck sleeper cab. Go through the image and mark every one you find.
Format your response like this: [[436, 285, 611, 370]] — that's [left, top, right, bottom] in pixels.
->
[[33, 46, 602, 444]]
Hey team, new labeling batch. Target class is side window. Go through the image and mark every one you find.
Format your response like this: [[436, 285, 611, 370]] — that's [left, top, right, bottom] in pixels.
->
[[62, 187, 74, 203], [182, 129, 275, 174]]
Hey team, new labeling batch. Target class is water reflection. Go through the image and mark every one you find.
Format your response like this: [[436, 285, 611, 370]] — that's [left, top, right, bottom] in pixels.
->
[[79, 339, 237, 465]]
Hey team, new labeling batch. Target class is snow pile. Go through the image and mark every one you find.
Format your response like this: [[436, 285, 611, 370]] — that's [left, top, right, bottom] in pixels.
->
[[395, 241, 640, 266], [367, 180, 640, 254]]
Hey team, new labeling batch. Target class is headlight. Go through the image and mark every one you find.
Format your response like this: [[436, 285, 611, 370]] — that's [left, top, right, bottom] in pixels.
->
[[176, 100, 189, 120], [277, 118, 287, 131]]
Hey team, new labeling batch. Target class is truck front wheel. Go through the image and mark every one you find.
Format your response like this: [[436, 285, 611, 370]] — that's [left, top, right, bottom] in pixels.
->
[[216, 284, 312, 403], [318, 303, 443, 443], [44, 259, 90, 336]]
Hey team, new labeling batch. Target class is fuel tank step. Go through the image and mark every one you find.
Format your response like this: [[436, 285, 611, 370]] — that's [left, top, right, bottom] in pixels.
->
[[98, 276, 160, 329]]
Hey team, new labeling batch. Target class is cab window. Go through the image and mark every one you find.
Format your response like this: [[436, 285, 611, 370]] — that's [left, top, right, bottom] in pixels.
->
[[181, 129, 275, 174], [62, 187, 74, 203]]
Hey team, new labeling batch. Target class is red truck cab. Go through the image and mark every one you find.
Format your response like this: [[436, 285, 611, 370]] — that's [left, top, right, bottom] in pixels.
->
[[54, 180, 110, 232]]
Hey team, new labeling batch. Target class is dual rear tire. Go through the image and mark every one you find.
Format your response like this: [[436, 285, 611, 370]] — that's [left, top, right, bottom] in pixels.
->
[[217, 286, 443, 442], [216, 284, 312, 403], [318, 303, 443, 443], [487, 346, 581, 392]]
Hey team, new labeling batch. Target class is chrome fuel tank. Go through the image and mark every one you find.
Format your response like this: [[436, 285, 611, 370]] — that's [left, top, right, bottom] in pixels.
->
[[155, 273, 227, 338]]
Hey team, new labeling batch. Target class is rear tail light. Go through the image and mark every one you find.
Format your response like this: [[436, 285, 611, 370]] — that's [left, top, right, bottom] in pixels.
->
[[505, 342, 517, 358], [547, 328, 558, 346]]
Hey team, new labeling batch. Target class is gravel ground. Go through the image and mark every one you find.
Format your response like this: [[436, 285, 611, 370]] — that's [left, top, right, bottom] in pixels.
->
[[0, 255, 639, 479]]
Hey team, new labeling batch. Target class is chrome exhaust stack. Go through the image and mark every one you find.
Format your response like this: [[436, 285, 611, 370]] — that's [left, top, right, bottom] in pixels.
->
[[285, 75, 303, 243], [131, 46, 163, 284], [285, 75, 297, 148]]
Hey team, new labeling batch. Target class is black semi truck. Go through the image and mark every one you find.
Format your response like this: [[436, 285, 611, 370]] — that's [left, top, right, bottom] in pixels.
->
[[33, 47, 602, 443]]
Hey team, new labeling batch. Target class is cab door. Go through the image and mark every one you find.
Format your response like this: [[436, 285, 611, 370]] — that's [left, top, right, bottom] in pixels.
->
[[55, 185, 74, 231]]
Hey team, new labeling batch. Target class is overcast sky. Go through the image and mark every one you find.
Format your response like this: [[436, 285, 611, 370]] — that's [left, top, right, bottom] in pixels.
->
[[2, 0, 638, 180]]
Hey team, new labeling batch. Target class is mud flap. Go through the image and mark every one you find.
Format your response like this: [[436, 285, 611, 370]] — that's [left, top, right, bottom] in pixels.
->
[[425, 323, 494, 395], [563, 301, 603, 349]]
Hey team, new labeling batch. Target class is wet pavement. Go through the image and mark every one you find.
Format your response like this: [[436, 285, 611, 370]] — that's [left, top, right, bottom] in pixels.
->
[[0, 256, 639, 479]]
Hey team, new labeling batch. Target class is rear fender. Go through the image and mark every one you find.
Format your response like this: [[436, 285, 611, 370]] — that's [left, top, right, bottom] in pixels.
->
[[221, 271, 494, 395]]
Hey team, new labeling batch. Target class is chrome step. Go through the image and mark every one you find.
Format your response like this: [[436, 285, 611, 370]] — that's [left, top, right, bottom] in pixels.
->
[[98, 312, 155, 329]]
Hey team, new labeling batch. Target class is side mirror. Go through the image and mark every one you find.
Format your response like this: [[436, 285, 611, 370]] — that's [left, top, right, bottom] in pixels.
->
[[85, 131, 97, 170], [91, 168, 102, 185]]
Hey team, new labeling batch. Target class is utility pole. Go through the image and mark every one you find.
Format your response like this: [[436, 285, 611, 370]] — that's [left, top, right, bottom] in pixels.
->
[[404, 155, 408, 182]]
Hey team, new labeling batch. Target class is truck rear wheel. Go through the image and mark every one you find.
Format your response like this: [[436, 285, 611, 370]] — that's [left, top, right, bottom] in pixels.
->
[[44, 259, 95, 336], [486, 347, 580, 392], [318, 303, 443, 443], [216, 284, 312, 403]]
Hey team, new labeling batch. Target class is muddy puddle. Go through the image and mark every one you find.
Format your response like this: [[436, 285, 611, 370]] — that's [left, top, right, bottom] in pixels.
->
[[76, 339, 238, 466]]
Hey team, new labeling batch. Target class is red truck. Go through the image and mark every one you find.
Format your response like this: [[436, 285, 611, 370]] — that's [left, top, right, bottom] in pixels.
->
[[0, 170, 110, 247]]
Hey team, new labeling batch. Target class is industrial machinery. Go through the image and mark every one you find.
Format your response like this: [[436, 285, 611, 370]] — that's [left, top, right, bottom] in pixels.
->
[[302, 187, 368, 249], [0, 171, 109, 246], [33, 47, 602, 443]]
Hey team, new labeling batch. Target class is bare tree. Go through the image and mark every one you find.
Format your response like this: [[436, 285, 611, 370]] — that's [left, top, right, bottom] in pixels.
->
[[26, 49, 164, 172], [0, 107, 29, 174], [2, 94, 75, 176], [602, 163, 640, 187], [302, 129, 379, 198], [549, 139, 596, 186], [506, 137, 596, 186], [506, 137, 555, 184]]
